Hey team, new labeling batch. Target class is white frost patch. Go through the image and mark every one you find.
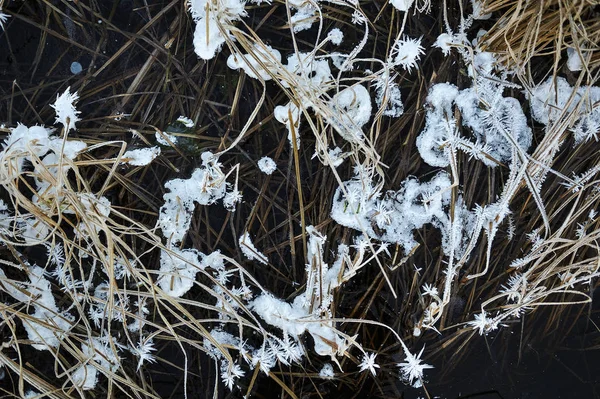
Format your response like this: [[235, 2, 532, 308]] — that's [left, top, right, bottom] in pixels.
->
[[417, 61, 532, 168], [18, 217, 51, 244], [528, 77, 600, 144], [249, 227, 350, 359], [156, 131, 178, 146], [123, 147, 160, 166], [72, 337, 121, 390], [275, 102, 302, 147], [73, 194, 112, 240], [455, 79, 532, 163], [434, 33, 454, 56], [177, 115, 195, 128], [528, 76, 577, 125], [471, 0, 491, 20], [250, 293, 345, 357], [319, 363, 334, 378], [329, 84, 372, 143], [1, 123, 85, 167], [239, 231, 268, 264], [327, 28, 343, 45], [2, 124, 51, 173], [189, 0, 247, 60], [288, 1, 319, 33], [54, 138, 87, 160], [0, 266, 72, 351], [193, 16, 227, 60], [158, 247, 206, 297], [283, 52, 332, 92], [327, 147, 346, 167], [415, 83, 458, 167], [390, 0, 414, 11], [157, 152, 227, 243], [227, 44, 281, 80], [72, 365, 98, 390], [567, 48, 583, 72], [331, 171, 472, 257], [0, 122, 87, 244], [374, 74, 404, 118], [258, 156, 277, 175]]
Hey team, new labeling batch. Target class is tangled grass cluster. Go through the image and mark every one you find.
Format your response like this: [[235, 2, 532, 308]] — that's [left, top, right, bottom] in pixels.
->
[[0, 0, 599, 397]]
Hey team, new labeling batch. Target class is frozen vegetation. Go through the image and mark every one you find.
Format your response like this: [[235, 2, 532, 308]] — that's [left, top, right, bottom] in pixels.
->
[[0, 0, 599, 397]]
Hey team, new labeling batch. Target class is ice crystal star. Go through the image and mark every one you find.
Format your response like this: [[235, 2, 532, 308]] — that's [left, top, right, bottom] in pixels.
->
[[359, 352, 380, 376], [390, 36, 425, 72], [421, 283, 438, 297], [221, 362, 245, 390], [468, 310, 499, 335], [398, 346, 433, 385]]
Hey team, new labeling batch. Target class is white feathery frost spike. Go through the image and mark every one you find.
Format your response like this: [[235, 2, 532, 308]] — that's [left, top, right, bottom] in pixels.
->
[[51, 87, 81, 132], [132, 339, 157, 371]]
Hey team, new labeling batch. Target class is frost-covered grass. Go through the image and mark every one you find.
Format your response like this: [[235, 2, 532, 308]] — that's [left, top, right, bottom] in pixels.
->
[[0, 0, 599, 397]]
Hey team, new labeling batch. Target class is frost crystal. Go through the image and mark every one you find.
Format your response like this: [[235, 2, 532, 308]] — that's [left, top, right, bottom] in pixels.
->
[[398, 346, 433, 386], [221, 362, 245, 390], [0, 10, 10, 31], [51, 87, 80, 132], [359, 352, 380, 376], [468, 310, 499, 335], [391, 36, 424, 72], [223, 189, 243, 210], [130, 339, 157, 371]]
